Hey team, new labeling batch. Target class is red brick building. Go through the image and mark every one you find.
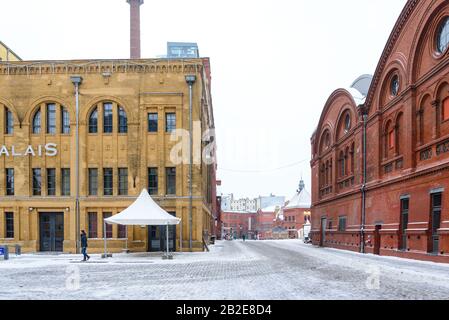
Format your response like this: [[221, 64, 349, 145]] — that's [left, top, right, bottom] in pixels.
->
[[256, 206, 280, 240], [282, 180, 312, 239], [220, 211, 257, 240], [311, 0, 449, 263]]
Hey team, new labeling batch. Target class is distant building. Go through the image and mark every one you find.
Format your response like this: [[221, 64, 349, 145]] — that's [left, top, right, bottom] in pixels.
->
[[256, 194, 285, 211], [220, 194, 257, 212], [0, 41, 21, 62], [167, 42, 199, 59], [282, 179, 311, 239]]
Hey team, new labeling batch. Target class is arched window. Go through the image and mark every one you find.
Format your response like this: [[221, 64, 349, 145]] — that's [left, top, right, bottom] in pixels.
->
[[437, 17, 449, 54], [32, 109, 41, 134], [118, 106, 127, 133], [89, 107, 98, 133], [5, 108, 13, 134], [351, 143, 355, 174], [61, 107, 70, 134]]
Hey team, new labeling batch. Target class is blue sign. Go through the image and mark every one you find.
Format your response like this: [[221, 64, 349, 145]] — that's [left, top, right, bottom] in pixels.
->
[[0, 247, 4, 256]]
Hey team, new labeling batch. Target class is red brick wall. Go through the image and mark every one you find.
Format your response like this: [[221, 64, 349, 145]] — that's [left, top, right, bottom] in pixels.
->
[[311, 0, 449, 263]]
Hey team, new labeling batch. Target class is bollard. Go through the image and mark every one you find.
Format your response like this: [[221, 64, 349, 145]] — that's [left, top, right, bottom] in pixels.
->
[[15, 245, 21, 256], [2, 246, 9, 260]]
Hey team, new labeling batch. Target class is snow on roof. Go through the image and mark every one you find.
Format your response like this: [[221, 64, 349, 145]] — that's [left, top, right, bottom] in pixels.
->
[[261, 205, 280, 213], [285, 188, 311, 209]]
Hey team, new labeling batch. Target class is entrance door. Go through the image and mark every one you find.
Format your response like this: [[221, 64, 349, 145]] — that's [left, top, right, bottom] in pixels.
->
[[399, 199, 409, 251], [320, 217, 327, 247], [39, 213, 64, 252], [147, 225, 176, 252], [147, 212, 177, 252], [430, 193, 442, 254], [373, 225, 381, 255]]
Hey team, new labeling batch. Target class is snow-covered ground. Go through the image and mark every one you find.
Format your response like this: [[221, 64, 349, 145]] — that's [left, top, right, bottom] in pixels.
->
[[1, 240, 449, 300]]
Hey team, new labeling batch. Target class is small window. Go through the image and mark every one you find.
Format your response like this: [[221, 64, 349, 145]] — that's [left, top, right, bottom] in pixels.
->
[[148, 168, 158, 195], [33, 109, 41, 134], [46, 104, 56, 134], [443, 98, 449, 122], [118, 106, 127, 133], [61, 169, 71, 196], [103, 103, 113, 133], [391, 75, 399, 97], [118, 224, 127, 239], [89, 108, 98, 133], [5, 108, 13, 134], [47, 168, 56, 196], [437, 17, 449, 54], [166, 167, 176, 195], [88, 169, 98, 196], [148, 113, 158, 132], [118, 168, 128, 196], [6, 168, 14, 196], [33, 168, 42, 196], [5, 212, 14, 238], [88, 212, 98, 239], [338, 216, 347, 232], [165, 113, 176, 133], [103, 168, 113, 196], [61, 107, 70, 134]]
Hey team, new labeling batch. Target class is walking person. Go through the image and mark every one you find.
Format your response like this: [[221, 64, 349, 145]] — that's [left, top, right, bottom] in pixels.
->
[[81, 230, 90, 262], [242, 234, 246, 242]]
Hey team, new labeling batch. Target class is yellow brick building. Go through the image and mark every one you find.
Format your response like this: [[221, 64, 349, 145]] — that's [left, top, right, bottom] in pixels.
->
[[0, 41, 21, 62], [0, 58, 216, 253]]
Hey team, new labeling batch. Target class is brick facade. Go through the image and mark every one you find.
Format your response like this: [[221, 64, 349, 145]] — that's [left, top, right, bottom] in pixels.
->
[[311, 0, 449, 263]]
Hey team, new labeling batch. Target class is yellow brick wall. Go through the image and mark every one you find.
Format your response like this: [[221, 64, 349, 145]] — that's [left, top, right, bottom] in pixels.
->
[[0, 59, 215, 253]]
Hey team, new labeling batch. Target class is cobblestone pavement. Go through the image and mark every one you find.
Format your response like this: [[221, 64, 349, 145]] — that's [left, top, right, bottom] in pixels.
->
[[1, 240, 449, 300]]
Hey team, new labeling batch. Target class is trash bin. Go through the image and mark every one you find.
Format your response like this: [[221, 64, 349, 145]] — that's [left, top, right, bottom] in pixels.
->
[[15, 245, 21, 256], [0, 246, 9, 260], [210, 236, 216, 245]]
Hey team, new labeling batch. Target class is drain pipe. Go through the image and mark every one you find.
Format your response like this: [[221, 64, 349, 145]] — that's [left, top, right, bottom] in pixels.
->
[[185, 75, 196, 252], [360, 111, 367, 254], [71, 76, 83, 254]]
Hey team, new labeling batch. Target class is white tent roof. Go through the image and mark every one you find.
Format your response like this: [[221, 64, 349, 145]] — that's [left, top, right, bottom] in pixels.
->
[[104, 189, 181, 226]]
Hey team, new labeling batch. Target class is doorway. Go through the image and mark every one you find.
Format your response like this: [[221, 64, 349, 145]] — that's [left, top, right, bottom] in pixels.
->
[[399, 198, 409, 251], [373, 225, 382, 255], [39, 213, 64, 252], [320, 217, 327, 247], [430, 193, 442, 255], [147, 225, 176, 252]]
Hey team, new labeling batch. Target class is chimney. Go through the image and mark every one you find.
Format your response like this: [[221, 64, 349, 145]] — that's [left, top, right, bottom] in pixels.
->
[[127, 0, 144, 59]]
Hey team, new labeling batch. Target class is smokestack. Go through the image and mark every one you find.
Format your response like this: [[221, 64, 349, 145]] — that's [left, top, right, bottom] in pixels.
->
[[127, 0, 144, 59]]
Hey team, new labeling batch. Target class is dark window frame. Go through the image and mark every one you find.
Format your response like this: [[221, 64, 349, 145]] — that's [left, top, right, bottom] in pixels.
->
[[88, 168, 98, 196], [61, 107, 70, 134], [166, 167, 176, 195], [5, 108, 13, 135], [165, 113, 176, 133], [338, 216, 347, 232], [61, 168, 71, 196], [148, 113, 158, 132], [32, 109, 41, 134], [5, 212, 14, 239], [118, 106, 128, 133], [88, 212, 98, 239], [47, 168, 56, 196], [89, 108, 98, 133], [103, 103, 113, 133], [5, 168, 14, 196], [33, 168, 42, 196], [148, 167, 158, 195], [118, 168, 128, 196], [46, 103, 57, 134], [103, 168, 113, 196], [103, 212, 113, 239]]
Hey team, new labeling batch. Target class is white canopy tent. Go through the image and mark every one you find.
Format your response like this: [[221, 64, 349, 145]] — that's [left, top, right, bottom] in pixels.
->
[[103, 189, 181, 258]]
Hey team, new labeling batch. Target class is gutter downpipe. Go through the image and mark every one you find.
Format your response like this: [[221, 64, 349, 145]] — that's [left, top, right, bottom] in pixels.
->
[[186, 75, 197, 252], [71, 76, 83, 254], [360, 111, 367, 254]]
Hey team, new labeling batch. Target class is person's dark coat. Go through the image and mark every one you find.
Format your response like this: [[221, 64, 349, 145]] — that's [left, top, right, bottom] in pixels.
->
[[81, 233, 88, 248]]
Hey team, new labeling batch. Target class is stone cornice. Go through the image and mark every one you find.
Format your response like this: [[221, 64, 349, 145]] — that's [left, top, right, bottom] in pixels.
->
[[0, 59, 204, 76]]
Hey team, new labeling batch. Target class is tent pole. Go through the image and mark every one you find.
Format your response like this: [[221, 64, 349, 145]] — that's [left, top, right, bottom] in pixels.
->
[[180, 220, 183, 253], [103, 221, 107, 258], [125, 226, 128, 252], [166, 223, 169, 258]]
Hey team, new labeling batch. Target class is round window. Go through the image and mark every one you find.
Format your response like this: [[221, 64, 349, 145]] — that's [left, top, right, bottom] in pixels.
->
[[437, 17, 449, 54], [391, 75, 399, 97]]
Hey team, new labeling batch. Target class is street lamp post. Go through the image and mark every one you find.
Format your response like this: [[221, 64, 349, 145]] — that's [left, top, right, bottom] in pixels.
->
[[71, 76, 83, 254], [185, 75, 196, 252]]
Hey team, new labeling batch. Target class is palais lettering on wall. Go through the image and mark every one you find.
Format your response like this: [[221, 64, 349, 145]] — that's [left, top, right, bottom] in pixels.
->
[[0, 144, 58, 157]]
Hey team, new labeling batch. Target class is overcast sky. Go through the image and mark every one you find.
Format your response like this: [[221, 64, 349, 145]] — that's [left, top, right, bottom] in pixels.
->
[[1, 0, 408, 199]]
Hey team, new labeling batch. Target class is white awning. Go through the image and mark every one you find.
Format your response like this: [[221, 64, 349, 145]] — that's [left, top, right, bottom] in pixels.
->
[[104, 189, 181, 226]]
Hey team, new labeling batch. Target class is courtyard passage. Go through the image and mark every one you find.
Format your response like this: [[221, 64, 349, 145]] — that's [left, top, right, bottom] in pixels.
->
[[1, 240, 449, 300]]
